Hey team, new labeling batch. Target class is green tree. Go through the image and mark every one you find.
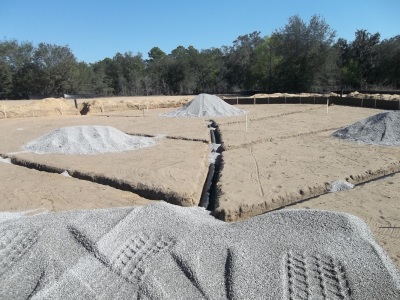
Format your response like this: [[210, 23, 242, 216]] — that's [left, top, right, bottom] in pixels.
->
[[91, 58, 115, 95], [146, 47, 168, 94], [0, 40, 35, 98], [249, 36, 281, 91], [0, 61, 12, 98], [32, 43, 78, 95], [224, 31, 264, 90], [375, 35, 400, 87], [272, 15, 337, 92], [196, 48, 226, 93]]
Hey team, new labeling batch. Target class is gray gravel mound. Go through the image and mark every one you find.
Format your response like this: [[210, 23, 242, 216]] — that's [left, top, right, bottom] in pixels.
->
[[162, 93, 246, 118], [22, 125, 156, 155], [328, 180, 355, 192], [332, 111, 400, 146], [0, 202, 398, 299]]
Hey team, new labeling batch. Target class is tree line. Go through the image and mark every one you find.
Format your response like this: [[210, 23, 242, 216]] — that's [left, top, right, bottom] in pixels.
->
[[1, 15, 399, 99]]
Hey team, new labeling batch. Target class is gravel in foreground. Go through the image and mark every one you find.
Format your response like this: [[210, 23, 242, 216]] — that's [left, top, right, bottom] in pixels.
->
[[0, 202, 399, 299]]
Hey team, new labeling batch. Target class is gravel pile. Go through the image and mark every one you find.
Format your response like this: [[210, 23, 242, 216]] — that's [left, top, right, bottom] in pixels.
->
[[22, 125, 156, 155], [0, 157, 11, 164], [162, 93, 246, 118], [328, 180, 355, 192], [0, 202, 398, 299], [332, 111, 400, 146]]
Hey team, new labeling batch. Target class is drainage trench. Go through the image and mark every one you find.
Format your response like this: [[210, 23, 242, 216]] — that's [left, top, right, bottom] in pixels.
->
[[198, 121, 223, 211]]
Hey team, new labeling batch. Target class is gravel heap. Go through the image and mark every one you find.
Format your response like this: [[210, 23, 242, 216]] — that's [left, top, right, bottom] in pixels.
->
[[162, 93, 246, 118], [0, 157, 11, 164], [0, 202, 399, 299], [328, 180, 355, 192], [332, 111, 400, 146], [22, 125, 156, 155]]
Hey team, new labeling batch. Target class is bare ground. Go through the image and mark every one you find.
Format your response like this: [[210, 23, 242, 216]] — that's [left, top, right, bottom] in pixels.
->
[[0, 99, 399, 271]]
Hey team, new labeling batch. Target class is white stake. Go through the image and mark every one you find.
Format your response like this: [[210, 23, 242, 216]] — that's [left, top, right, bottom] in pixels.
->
[[237, 96, 238, 105], [253, 96, 256, 107], [327, 97, 329, 114], [3, 105, 6, 119]]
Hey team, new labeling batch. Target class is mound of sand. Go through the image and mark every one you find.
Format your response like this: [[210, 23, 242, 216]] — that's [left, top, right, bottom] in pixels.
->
[[0, 98, 79, 119], [347, 91, 400, 101], [22, 125, 156, 155], [162, 93, 246, 118], [253, 92, 339, 98], [0, 202, 399, 299], [80, 97, 189, 115], [332, 111, 400, 146]]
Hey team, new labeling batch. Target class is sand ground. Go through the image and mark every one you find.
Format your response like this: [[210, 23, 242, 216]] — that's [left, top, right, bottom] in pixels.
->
[[285, 173, 400, 270], [0, 108, 210, 207], [0, 162, 153, 212], [0, 97, 399, 272]]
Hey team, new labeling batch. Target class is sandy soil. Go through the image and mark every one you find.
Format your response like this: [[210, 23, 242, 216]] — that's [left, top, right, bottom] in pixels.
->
[[0, 106, 210, 207], [217, 104, 385, 150], [0, 96, 192, 119], [0, 100, 399, 273], [285, 173, 400, 270], [346, 91, 400, 101], [215, 105, 400, 221], [0, 162, 153, 212], [0, 109, 210, 151], [0, 98, 79, 118]]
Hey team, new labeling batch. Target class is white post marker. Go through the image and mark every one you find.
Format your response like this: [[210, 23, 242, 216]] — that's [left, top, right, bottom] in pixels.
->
[[3, 105, 6, 119], [237, 96, 238, 105], [253, 96, 256, 107], [327, 97, 329, 114]]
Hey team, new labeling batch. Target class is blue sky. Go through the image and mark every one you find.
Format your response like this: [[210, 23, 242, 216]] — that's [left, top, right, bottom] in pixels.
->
[[1, 0, 399, 63]]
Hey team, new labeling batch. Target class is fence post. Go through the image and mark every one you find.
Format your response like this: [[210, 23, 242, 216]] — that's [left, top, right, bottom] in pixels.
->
[[253, 96, 256, 107], [237, 96, 238, 105]]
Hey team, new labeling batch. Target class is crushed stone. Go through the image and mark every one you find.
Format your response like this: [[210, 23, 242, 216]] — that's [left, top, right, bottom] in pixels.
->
[[0, 202, 398, 299], [162, 93, 246, 118], [22, 125, 156, 155], [328, 180, 355, 192], [332, 111, 400, 146]]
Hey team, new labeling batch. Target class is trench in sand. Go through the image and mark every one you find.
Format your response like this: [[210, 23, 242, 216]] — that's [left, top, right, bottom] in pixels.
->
[[210, 105, 400, 221], [1, 103, 400, 223], [0, 122, 222, 212], [0, 131, 211, 207], [211, 126, 400, 221]]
